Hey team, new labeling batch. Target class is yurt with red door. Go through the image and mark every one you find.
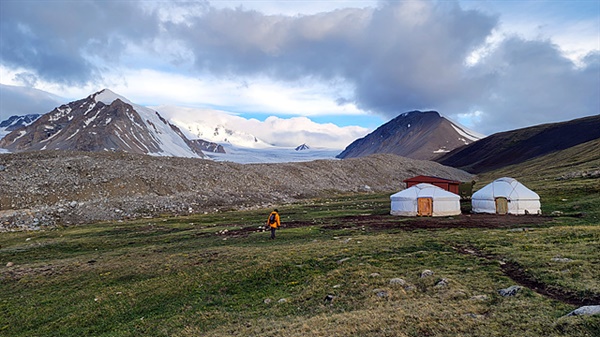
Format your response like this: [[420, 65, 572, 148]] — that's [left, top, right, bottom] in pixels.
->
[[390, 183, 461, 217]]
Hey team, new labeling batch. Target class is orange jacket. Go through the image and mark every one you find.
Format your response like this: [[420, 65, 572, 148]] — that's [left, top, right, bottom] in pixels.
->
[[267, 211, 281, 228]]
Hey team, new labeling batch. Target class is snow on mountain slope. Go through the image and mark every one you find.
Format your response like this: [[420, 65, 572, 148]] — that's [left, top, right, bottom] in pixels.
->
[[90, 90, 202, 158], [0, 114, 41, 140], [156, 105, 273, 148], [155, 105, 369, 149]]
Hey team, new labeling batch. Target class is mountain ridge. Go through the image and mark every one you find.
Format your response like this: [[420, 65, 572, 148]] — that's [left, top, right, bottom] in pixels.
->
[[435, 114, 600, 173]]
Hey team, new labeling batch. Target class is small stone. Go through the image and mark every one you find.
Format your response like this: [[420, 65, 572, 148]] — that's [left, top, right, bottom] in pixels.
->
[[420, 269, 434, 278], [552, 257, 573, 263], [375, 290, 388, 298], [389, 278, 406, 286], [470, 295, 489, 301], [6, 262, 14, 267], [337, 257, 351, 264], [277, 298, 287, 303], [369, 273, 381, 278], [498, 285, 522, 297], [465, 313, 485, 319], [263, 298, 272, 304], [324, 294, 335, 302], [435, 278, 449, 288], [566, 305, 600, 316]]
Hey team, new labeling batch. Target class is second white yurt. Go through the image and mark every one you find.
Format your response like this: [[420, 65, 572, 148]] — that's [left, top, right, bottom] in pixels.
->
[[390, 183, 461, 217], [471, 177, 541, 215]]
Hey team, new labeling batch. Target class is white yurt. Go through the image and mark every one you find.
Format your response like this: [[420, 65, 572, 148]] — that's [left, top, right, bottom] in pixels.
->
[[390, 183, 461, 217], [471, 177, 541, 215]]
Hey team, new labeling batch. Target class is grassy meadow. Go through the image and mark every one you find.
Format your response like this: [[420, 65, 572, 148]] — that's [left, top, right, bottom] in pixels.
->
[[1, 151, 599, 336]]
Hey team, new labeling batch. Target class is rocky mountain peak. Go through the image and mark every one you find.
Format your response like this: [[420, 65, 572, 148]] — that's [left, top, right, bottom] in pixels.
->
[[0, 90, 208, 158], [295, 144, 310, 151], [336, 110, 482, 161]]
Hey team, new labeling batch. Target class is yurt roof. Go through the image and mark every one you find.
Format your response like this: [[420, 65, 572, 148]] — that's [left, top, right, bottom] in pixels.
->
[[391, 183, 460, 201], [472, 177, 539, 200]]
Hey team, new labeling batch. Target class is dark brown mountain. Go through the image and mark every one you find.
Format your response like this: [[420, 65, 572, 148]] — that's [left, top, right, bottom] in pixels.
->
[[336, 111, 482, 160], [0, 89, 216, 158], [435, 114, 600, 173]]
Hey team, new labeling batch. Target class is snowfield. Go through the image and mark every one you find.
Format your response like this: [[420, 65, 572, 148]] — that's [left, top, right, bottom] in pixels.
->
[[207, 144, 341, 164]]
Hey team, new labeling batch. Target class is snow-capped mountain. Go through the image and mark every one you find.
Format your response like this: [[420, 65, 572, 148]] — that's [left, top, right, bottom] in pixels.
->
[[337, 111, 484, 160], [156, 105, 271, 149], [0, 89, 207, 158], [0, 114, 41, 139]]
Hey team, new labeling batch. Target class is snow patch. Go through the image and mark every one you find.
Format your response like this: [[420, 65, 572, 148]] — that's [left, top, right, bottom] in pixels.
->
[[93, 89, 132, 105]]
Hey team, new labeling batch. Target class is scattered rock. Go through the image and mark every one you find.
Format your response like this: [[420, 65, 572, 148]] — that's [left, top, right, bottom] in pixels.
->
[[369, 273, 381, 278], [374, 290, 388, 298], [324, 294, 335, 302], [263, 298, 272, 304], [470, 295, 489, 301], [465, 313, 486, 319], [566, 305, 600, 316], [6, 262, 14, 267], [551, 257, 573, 263], [277, 298, 287, 303], [434, 278, 449, 288], [420, 269, 434, 278], [498, 285, 522, 297], [0, 151, 474, 231], [389, 278, 406, 286], [337, 257, 351, 264]]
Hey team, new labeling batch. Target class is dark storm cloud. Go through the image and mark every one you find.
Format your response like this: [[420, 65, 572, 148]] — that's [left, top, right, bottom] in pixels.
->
[[467, 38, 600, 134], [1, 0, 598, 135], [0, 0, 161, 85], [166, 1, 500, 116]]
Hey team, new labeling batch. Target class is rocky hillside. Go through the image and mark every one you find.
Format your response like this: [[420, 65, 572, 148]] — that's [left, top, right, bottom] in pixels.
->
[[337, 111, 482, 160], [0, 151, 473, 231]]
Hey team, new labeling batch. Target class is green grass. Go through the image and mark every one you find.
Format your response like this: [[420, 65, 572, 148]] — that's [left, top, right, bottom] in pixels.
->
[[1, 186, 599, 336]]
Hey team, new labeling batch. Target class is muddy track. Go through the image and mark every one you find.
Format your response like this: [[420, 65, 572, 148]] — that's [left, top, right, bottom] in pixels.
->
[[453, 244, 600, 306], [319, 213, 552, 231]]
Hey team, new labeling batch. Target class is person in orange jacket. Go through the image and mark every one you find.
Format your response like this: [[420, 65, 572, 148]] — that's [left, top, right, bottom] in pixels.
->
[[266, 209, 281, 239]]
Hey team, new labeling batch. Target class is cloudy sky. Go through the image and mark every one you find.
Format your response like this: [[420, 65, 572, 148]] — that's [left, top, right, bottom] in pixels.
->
[[1, 0, 598, 145]]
